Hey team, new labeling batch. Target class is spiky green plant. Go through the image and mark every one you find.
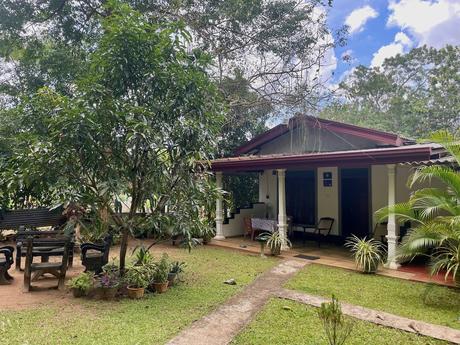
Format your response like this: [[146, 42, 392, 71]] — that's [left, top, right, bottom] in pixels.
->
[[377, 130, 460, 284], [345, 235, 386, 273], [317, 295, 354, 345]]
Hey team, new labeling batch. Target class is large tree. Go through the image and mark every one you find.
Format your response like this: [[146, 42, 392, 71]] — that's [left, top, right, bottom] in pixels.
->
[[321, 45, 460, 138], [0, 0, 343, 152], [2, 2, 224, 271]]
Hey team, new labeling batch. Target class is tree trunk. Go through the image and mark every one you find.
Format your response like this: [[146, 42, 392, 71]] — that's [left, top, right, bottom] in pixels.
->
[[119, 227, 129, 274]]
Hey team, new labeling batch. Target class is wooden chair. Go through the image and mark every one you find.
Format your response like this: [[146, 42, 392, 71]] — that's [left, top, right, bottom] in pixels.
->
[[315, 217, 334, 247], [81, 234, 113, 274], [243, 217, 262, 240], [23, 237, 71, 292], [296, 217, 334, 247], [0, 246, 14, 285], [16, 229, 75, 271]]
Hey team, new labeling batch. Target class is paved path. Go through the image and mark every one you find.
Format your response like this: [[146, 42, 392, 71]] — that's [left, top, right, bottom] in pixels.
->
[[277, 288, 460, 344], [167, 259, 460, 345], [166, 260, 309, 345]]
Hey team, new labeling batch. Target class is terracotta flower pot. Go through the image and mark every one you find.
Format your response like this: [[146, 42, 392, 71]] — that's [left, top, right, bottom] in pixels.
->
[[102, 286, 118, 300], [127, 286, 145, 299], [167, 273, 177, 286], [152, 281, 168, 293]]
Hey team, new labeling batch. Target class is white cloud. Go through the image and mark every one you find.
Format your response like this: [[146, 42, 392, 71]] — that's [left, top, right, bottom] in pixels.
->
[[371, 32, 413, 67], [387, 0, 460, 48], [345, 5, 379, 34]]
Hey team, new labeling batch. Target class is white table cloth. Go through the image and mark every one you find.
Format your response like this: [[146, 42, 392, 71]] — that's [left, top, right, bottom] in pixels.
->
[[251, 218, 277, 232]]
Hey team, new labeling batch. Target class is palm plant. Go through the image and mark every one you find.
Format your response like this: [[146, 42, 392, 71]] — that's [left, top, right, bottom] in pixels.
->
[[377, 131, 460, 285]]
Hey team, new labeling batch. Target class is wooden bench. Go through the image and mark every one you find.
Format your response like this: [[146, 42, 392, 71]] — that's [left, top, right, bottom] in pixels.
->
[[0, 207, 66, 231]]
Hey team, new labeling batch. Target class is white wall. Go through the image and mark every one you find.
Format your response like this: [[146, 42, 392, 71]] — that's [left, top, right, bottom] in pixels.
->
[[317, 167, 339, 235], [258, 170, 278, 219], [222, 203, 266, 237]]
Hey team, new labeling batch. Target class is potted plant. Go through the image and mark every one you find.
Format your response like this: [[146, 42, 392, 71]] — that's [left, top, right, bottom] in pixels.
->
[[169, 261, 186, 286], [201, 227, 216, 245], [67, 272, 94, 297], [152, 253, 170, 293], [98, 264, 120, 300], [345, 235, 386, 273], [125, 265, 150, 299], [259, 231, 292, 256]]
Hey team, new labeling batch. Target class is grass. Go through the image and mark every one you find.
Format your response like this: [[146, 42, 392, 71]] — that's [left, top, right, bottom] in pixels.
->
[[285, 264, 460, 329], [231, 298, 448, 345], [0, 246, 276, 345]]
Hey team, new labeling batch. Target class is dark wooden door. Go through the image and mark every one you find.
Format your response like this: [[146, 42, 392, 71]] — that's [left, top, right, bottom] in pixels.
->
[[340, 168, 370, 238], [286, 171, 316, 225]]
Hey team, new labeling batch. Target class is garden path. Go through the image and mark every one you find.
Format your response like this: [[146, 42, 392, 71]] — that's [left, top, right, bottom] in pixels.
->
[[167, 259, 460, 345]]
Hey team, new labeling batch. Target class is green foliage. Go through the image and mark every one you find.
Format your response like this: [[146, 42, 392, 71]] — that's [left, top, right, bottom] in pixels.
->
[[377, 131, 460, 283], [1, 2, 225, 270], [132, 245, 155, 267], [67, 272, 94, 292], [317, 295, 353, 345], [125, 265, 151, 289], [345, 235, 386, 273], [153, 253, 170, 283], [322, 45, 460, 138], [170, 261, 186, 275], [258, 231, 292, 255]]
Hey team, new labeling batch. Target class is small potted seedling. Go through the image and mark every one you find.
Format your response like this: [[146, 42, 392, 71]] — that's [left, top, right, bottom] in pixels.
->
[[67, 272, 94, 298], [169, 261, 186, 286], [125, 265, 150, 299], [152, 253, 170, 293]]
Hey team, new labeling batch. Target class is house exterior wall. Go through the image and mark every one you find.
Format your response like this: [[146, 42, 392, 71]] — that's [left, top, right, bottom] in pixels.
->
[[317, 167, 339, 235], [258, 170, 278, 219], [258, 126, 379, 155]]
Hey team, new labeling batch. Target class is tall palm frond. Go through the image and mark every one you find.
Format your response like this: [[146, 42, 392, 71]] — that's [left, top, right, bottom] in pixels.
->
[[383, 130, 460, 283], [409, 165, 460, 197], [376, 202, 423, 225]]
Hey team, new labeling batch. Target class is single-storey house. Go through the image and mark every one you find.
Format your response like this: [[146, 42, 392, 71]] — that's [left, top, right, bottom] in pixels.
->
[[209, 115, 452, 269]]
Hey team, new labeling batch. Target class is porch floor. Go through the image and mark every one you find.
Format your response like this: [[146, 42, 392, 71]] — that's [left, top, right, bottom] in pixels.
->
[[209, 237, 456, 288]]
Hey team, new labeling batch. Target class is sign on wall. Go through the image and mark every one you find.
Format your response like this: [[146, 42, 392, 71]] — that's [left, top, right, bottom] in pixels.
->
[[323, 171, 333, 187]]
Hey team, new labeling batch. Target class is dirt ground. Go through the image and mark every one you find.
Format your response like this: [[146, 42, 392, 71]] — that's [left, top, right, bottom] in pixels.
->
[[0, 239, 175, 311]]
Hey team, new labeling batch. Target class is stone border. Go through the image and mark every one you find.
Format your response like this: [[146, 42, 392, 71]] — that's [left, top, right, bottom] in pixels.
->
[[277, 288, 460, 344]]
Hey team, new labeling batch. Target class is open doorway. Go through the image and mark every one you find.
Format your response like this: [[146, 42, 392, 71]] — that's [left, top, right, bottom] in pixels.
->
[[340, 168, 370, 238]]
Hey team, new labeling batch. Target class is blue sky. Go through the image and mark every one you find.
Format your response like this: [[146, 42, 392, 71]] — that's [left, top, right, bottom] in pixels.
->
[[326, 0, 460, 82]]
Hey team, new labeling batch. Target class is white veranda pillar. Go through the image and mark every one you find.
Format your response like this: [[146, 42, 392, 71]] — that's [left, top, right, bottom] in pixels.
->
[[214, 171, 225, 240], [277, 169, 288, 250], [385, 164, 400, 269]]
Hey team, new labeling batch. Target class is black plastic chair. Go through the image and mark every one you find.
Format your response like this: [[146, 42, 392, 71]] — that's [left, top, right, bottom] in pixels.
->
[[0, 246, 14, 285], [81, 234, 113, 274]]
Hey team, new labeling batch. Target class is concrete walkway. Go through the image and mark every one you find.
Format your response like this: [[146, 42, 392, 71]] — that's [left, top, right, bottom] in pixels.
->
[[277, 288, 460, 344], [167, 259, 460, 345], [167, 260, 309, 345]]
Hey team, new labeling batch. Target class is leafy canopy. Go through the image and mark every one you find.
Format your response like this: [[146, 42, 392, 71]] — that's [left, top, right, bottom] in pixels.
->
[[2, 1, 224, 270]]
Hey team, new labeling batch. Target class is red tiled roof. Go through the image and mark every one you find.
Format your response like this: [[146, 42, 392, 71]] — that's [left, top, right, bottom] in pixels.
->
[[211, 144, 438, 172]]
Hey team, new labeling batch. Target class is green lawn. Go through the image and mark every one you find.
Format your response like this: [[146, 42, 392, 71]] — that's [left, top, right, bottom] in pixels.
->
[[285, 264, 460, 329], [232, 298, 447, 345], [0, 246, 276, 345]]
